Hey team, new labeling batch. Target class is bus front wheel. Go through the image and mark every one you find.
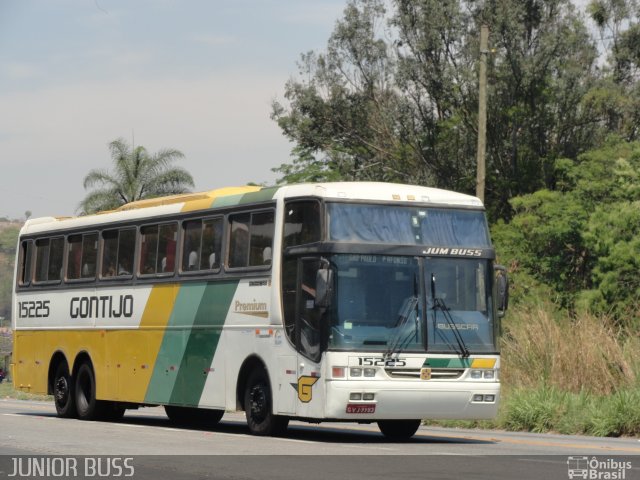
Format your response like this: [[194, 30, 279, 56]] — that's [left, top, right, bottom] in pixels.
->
[[377, 419, 421, 440], [244, 369, 288, 436], [53, 363, 76, 418]]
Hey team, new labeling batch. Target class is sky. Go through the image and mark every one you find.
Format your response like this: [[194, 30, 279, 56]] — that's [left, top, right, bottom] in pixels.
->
[[0, 0, 346, 219]]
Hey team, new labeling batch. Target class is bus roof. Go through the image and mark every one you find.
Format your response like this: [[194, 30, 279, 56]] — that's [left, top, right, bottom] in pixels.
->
[[20, 182, 484, 236]]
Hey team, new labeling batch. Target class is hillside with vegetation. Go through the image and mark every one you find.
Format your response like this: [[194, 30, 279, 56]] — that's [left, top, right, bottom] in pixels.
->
[[0, 221, 20, 327]]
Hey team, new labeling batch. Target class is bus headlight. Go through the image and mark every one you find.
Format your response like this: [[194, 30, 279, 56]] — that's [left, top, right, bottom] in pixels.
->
[[470, 369, 498, 380], [363, 368, 376, 377], [350, 368, 362, 377]]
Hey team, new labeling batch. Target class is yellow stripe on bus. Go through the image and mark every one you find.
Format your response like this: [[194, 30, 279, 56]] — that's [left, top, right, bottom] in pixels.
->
[[114, 284, 180, 403], [471, 358, 496, 369], [180, 186, 262, 213], [12, 285, 180, 402]]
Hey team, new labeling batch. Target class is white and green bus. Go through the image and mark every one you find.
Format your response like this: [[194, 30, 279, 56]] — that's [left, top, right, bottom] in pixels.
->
[[12, 182, 507, 439]]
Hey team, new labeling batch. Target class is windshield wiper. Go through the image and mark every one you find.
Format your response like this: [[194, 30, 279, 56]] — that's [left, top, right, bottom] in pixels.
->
[[430, 273, 469, 357], [384, 295, 419, 359]]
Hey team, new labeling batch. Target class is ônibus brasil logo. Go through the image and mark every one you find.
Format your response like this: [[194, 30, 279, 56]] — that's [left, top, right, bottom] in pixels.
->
[[567, 457, 632, 480]]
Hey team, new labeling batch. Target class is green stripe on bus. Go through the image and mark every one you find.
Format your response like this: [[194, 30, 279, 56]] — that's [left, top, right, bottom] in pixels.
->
[[211, 193, 247, 208], [169, 280, 239, 406], [144, 283, 207, 404], [423, 358, 472, 368], [238, 187, 278, 204], [210, 186, 278, 209]]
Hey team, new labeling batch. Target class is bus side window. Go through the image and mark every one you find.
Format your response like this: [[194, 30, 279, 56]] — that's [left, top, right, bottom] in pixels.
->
[[117, 228, 135, 276], [35, 237, 64, 283], [19, 240, 33, 285], [284, 201, 321, 248], [140, 225, 159, 275], [182, 217, 223, 273], [228, 214, 250, 268], [201, 218, 222, 270], [157, 223, 177, 273], [34, 238, 50, 282], [249, 211, 274, 266], [182, 219, 203, 271], [101, 230, 118, 277], [48, 237, 64, 281], [66, 235, 83, 280], [102, 228, 136, 277], [228, 211, 275, 269], [81, 233, 98, 278], [67, 233, 98, 281], [140, 223, 176, 275]]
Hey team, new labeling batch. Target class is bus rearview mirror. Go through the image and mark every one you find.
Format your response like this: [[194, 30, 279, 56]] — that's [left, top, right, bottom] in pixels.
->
[[315, 268, 334, 309]]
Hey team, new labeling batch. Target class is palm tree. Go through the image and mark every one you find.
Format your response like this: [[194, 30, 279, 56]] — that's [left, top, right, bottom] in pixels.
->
[[79, 138, 195, 214]]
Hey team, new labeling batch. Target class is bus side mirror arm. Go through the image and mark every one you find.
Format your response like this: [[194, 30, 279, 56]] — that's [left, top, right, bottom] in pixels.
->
[[494, 264, 509, 317]]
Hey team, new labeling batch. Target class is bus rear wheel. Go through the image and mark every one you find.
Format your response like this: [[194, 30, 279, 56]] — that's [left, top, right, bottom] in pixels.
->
[[75, 362, 100, 420], [377, 419, 421, 440], [164, 406, 224, 426], [53, 363, 76, 418], [244, 369, 288, 436]]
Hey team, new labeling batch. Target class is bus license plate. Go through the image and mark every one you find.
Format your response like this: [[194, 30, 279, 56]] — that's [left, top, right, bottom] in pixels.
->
[[346, 404, 376, 414]]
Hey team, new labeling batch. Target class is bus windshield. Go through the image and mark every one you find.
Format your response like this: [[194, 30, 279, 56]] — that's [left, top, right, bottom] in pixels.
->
[[327, 203, 490, 247], [327, 254, 497, 354]]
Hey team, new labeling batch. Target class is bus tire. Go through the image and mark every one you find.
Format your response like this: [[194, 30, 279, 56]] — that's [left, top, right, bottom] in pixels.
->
[[75, 362, 100, 421], [100, 402, 126, 421], [377, 419, 421, 440], [164, 405, 224, 426], [53, 362, 76, 418], [244, 369, 288, 436]]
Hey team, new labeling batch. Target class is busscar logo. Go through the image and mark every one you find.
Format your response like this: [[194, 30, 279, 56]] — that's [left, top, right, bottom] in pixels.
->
[[567, 456, 632, 479]]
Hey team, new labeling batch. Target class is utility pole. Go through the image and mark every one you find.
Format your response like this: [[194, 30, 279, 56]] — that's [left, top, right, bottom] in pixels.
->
[[476, 24, 489, 203]]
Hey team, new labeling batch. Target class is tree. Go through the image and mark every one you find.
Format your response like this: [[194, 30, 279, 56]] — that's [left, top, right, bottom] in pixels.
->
[[585, 0, 640, 141], [272, 0, 604, 219], [492, 138, 640, 325], [79, 138, 194, 214]]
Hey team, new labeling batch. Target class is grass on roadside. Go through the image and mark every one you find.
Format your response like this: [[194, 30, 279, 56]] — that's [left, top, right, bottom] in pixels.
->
[[427, 304, 640, 437], [0, 381, 52, 401]]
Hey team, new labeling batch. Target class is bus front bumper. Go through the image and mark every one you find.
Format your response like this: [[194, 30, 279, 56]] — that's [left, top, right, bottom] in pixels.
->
[[325, 380, 500, 420]]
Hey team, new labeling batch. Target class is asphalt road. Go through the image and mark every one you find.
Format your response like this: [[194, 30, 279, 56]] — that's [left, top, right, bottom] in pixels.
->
[[0, 399, 638, 479]]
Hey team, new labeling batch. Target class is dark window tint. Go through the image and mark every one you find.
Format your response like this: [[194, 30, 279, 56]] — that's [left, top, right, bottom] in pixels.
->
[[102, 228, 135, 277], [201, 218, 222, 270], [228, 211, 274, 269], [19, 240, 33, 285], [249, 211, 275, 266], [228, 214, 250, 268], [35, 237, 64, 283], [182, 217, 222, 272], [67, 233, 98, 280], [140, 223, 176, 275], [284, 201, 321, 248], [327, 204, 491, 247], [140, 225, 159, 275]]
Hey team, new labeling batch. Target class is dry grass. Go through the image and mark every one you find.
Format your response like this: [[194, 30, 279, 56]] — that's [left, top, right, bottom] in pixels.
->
[[500, 305, 636, 395]]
